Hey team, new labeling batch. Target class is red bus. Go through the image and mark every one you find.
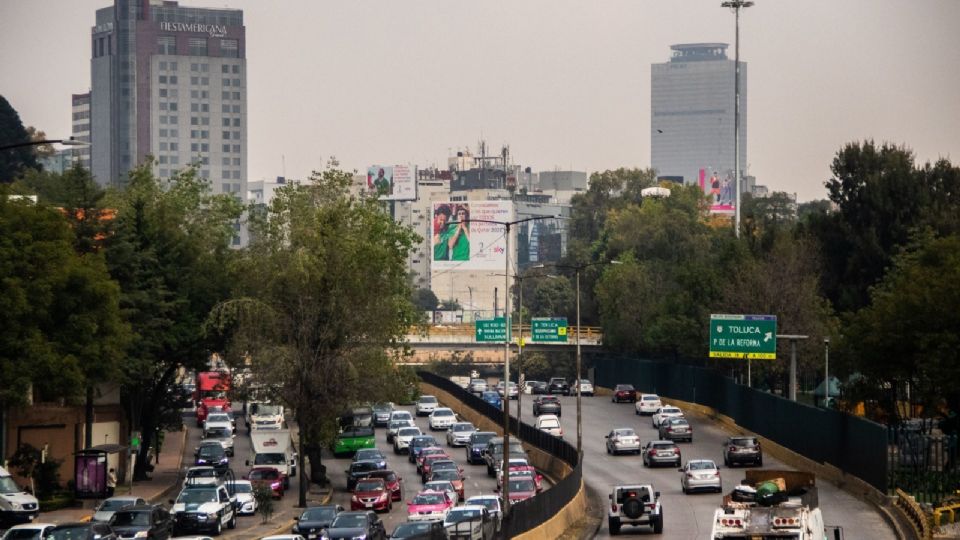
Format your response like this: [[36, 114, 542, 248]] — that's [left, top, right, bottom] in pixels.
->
[[195, 371, 231, 426]]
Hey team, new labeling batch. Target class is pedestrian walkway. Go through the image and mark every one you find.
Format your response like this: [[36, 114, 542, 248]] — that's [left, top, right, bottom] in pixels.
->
[[40, 427, 188, 524]]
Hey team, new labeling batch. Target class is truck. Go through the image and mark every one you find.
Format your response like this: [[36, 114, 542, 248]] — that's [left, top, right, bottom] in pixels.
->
[[245, 402, 284, 432], [0, 466, 40, 526], [194, 371, 231, 427], [247, 429, 297, 489], [710, 470, 843, 540]]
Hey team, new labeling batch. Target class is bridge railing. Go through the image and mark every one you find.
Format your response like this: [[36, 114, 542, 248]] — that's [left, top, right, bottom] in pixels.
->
[[406, 323, 603, 343]]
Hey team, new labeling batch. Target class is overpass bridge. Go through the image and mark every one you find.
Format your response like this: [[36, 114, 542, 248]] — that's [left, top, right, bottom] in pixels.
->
[[399, 323, 603, 365]]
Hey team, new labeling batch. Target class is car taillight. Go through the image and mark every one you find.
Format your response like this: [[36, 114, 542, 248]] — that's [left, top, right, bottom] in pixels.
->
[[270, 481, 281, 489], [720, 518, 743, 527], [686, 472, 694, 478], [729, 446, 736, 452], [673, 448, 679, 454], [773, 517, 800, 526], [611, 502, 618, 512], [648, 449, 656, 456]]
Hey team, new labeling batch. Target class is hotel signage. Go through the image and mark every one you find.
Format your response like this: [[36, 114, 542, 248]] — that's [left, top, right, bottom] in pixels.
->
[[159, 21, 228, 37]]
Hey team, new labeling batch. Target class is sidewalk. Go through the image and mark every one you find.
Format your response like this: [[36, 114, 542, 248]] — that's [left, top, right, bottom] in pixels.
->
[[40, 427, 188, 524]]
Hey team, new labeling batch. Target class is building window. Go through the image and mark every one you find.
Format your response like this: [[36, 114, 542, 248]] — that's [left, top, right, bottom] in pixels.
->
[[233, 157, 240, 166], [224, 79, 230, 87], [222, 65, 229, 74], [169, 89, 178, 98], [160, 142, 168, 151], [170, 155, 179, 165], [232, 118, 241, 127], [159, 102, 168, 111], [191, 103, 199, 112], [191, 130, 199, 138], [191, 143, 199, 152], [160, 116, 168, 125], [223, 131, 230, 140], [159, 75, 167, 84], [201, 143, 209, 152], [188, 38, 208, 56], [190, 76, 199, 85], [191, 117, 199, 126], [170, 129, 178, 137], [222, 144, 230, 152], [220, 39, 239, 58], [232, 65, 240, 74], [160, 61, 168, 70], [222, 157, 230, 166], [159, 155, 168, 164], [201, 130, 209, 137], [158, 36, 176, 54], [170, 61, 178, 70], [159, 129, 168, 137], [170, 142, 178, 151], [222, 104, 230, 113], [201, 64, 209, 72], [169, 75, 177, 84], [159, 88, 167, 98], [232, 105, 240, 113], [232, 92, 240, 100], [160, 169, 169, 177], [201, 103, 209, 112], [233, 131, 240, 140], [222, 91, 230, 100], [191, 63, 199, 72], [169, 102, 177, 111], [201, 77, 209, 85], [222, 118, 230, 126], [201, 90, 209, 99], [232, 144, 240, 153], [201, 118, 210, 126]]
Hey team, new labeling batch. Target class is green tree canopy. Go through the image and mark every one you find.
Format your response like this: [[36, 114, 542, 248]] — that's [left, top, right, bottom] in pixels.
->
[[0, 95, 41, 182]]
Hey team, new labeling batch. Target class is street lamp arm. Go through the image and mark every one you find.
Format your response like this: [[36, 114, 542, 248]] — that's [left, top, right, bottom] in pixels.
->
[[0, 138, 90, 151]]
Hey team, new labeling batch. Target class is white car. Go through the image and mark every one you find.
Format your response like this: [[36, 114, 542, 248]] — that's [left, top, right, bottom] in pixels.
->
[[394, 426, 422, 453], [386, 419, 414, 443], [680, 459, 722, 494], [576, 379, 594, 396], [389, 409, 414, 424], [416, 395, 439, 416], [1, 523, 56, 539], [249, 403, 284, 431], [231, 479, 258, 515], [535, 414, 563, 437], [183, 466, 221, 487], [443, 505, 492, 540], [496, 382, 519, 399], [446, 422, 476, 446], [651, 406, 684, 428], [91, 495, 146, 522], [201, 426, 234, 456], [467, 379, 488, 393], [465, 494, 502, 523], [635, 394, 663, 415], [204, 412, 233, 434], [429, 408, 457, 431]]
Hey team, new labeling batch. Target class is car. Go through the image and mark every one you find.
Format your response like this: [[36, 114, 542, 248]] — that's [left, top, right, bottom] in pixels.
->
[[386, 419, 414, 443], [634, 393, 663, 415], [201, 426, 234, 457], [428, 408, 457, 431], [91, 496, 147, 523], [108, 504, 174, 540], [388, 520, 447, 540], [415, 395, 439, 416], [193, 442, 229, 471], [169, 484, 237, 536], [548, 377, 570, 396], [428, 470, 465, 503], [247, 402, 283, 431], [532, 395, 561, 417], [529, 381, 549, 395], [415, 448, 447, 473], [333, 425, 376, 457], [467, 378, 488, 394], [722, 436, 763, 467], [46, 523, 118, 540], [183, 466, 222, 488], [607, 484, 663, 534], [446, 422, 476, 447], [498, 476, 537, 503], [535, 414, 563, 437], [651, 406, 684, 428], [388, 410, 414, 425], [522, 380, 540, 395], [248, 466, 285, 498], [641, 440, 682, 468], [323, 511, 387, 540], [372, 402, 395, 427], [484, 438, 527, 478], [291, 504, 344, 539], [360, 470, 403, 502], [394, 426, 423, 454], [679, 459, 722, 494], [612, 384, 637, 403], [351, 478, 393, 512], [443, 505, 496, 540], [495, 381, 519, 400], [480, 391, 502, 410], [465, 495, 502, 523], [575, 378, 594, 396], [496, 460, 541, 492], [420, 454, 453, 483], [353, 448, 387, 470], [230, 480, 258, 516], [345, 460, 383, 491], [408, 436, 439, 464], [262, 536, 304, 540], [203, 412, 234, 435], [605, 428, 642, 455], [465, 431, 496, 465], [659, 417, 693, 442], [1, 523, 56, 540], [406, 490, 454, 522], [423, 480, 459, 506]]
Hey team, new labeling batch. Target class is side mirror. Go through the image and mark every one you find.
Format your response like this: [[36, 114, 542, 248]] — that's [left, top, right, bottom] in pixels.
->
[[608, 494, 612, 500], [678, 468, 684, 472], [604, 435, 609, 438], [245, 460, 250, 467], [168, 499, 175, 505], [655, 491, 661, 498]]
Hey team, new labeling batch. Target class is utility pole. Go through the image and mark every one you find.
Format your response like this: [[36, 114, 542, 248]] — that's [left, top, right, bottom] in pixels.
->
[[721, 0, 753, 238]]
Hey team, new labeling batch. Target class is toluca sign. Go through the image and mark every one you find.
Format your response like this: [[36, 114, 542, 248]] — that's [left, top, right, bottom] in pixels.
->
[[159, 21, 228, 37], [709, 314, 777, 359]]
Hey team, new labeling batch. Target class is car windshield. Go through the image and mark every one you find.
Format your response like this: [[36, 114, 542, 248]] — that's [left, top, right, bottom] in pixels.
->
[[189, 468, 218, 478], [249, 469, 278, 480], [732, 438, 757, 446], [373, 404, 392, 413], [614, 429, 636, 437], [369, 471, 398, 482], [254, 453, 286, 465], [468, 498, 498, 512], [233, 483, 252, 494], [398, 428, 420, 437], [355, 449, 382, 460], [453, 424, 474, 432], [643, 395, 660, 401], [178, 489, 217, 504], [663, 408, 681, 414], [331, 514, 366, 529], [669, 419, 688, 426], [48, 526, 95, 540], [393, 522, 433, 536], [447, 508, 482, 522], [420, 396, 438, 404], [0, 476, 22, 494], [431, 470, 458, 481], [652, 443, 675, 450], [99, 498, 136, 510], [111, 511, 151, 526], [471, 433, 495, 444], [198, 446, 223, 458], [351, 462, 379, 473], [425, 481, 453, 492], [301, 507, 338, 521], [204, 428, 231, 438], [616, 385, 634, 391], [508, 479, 536, 492], [392, 412, 413, 420], [433, 409, 454, 417], [207, 414, 230, 422], [689, 461, 717, 471], [257, 405, 281, 415], [389, 420, 410, 429], [413, 493, 446, 505], [355, 480, 384, 491], [540, 419, 560, 428], [482, 392, 499, 399], [471, 379, 485, 385], [411, 437, 436, 447]]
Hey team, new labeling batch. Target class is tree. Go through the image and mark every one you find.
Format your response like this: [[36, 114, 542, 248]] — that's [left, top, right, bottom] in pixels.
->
[[207, 167, 419, 506], [25, 127, 54, 159], [0, 95, 41, 182], [103, 162, 242, 479], [412, 288, 439, 312], [740, 192, 798, 254]]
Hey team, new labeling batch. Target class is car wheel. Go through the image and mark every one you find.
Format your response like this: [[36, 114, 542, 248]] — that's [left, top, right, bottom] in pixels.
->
[[758, 457, 763, 466], [609, 518, 621, 535], [642, 457, 649, 467], [228, 512, 236, 529], [681, 484, 687, 494], [214, 518, 222, 536], [653, 514, 664, 534]]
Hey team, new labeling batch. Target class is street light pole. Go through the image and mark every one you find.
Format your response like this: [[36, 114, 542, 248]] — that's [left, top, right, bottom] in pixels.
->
[[721, 0, 753, 238], [824, 338, 830, 408], [0, 137, 90, 151], [575, 268, 582, 461]]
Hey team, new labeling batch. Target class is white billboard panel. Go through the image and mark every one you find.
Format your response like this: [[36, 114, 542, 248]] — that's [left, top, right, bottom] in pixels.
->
[[431, 200, 512, 271], [367, 164, 417, 201]]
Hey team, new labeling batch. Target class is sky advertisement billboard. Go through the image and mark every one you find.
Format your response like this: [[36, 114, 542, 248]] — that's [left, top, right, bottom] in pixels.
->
[[699, 167, 735, 214], [367, 164, 417, 201], [431, 200, 512, 271]]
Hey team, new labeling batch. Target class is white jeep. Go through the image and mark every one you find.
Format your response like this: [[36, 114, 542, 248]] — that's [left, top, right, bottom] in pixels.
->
[[608, 484, 663, 535]]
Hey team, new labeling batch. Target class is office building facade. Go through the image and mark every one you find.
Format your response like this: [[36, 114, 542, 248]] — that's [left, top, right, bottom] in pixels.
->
[[650, 43, 746, 186], [90, 0, 246, 194], [71, 93, 92, 170]]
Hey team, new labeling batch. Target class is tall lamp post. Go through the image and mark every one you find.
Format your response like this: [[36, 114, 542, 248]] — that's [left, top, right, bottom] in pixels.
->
[[721, 0, 753, 238], [823, 337, 830, 408], [0, 137, 89, 151]]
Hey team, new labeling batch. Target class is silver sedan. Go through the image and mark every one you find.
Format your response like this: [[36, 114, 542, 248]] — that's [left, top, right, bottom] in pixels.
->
[[605, 428, 642, 455], [446, 422, 476, 447], [680, 459, 722, 494]]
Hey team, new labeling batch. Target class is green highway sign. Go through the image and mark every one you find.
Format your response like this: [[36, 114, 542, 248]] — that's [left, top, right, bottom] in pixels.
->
[[475, 317, 508, 343], [709, 314, 777, 359], [531, 317, 568, 342]]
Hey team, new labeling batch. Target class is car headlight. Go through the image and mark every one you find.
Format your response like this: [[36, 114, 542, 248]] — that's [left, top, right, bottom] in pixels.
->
[[10, 502, 22, 510], [134, 531, 149, 538], [351, 535, 367, 540]]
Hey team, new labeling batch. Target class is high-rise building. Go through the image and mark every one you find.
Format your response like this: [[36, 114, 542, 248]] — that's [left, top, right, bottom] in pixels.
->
[[71, 93, 91, 170], [650, 43, 746, 187], [90, 0, 246, 195]]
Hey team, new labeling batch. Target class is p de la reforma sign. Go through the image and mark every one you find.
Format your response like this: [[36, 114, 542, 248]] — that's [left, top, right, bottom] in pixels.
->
[[709, 314, 777, 360]]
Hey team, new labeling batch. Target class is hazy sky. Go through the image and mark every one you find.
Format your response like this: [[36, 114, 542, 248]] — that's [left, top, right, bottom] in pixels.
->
[[2, 1, 958, 202]]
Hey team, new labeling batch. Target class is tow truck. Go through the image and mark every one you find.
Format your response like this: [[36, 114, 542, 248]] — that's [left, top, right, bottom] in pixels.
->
[[710, 470, 843, 540]]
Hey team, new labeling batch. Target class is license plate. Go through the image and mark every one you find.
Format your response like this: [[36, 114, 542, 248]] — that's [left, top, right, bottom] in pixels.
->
[[657, 452, 670, 457], [365, 502, 373, 508]]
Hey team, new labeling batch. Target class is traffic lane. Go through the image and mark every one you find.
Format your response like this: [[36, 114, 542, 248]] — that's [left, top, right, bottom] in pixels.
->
[[556, 394, 895, 540], [325, 405, 503, 535]]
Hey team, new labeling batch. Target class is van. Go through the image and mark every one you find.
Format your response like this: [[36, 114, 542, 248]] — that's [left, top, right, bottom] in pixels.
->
[[0, 466, 40, 525]]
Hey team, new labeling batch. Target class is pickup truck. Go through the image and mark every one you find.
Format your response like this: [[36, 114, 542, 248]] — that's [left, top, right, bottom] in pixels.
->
[[608, 483, 663, 535], [170, 483, 237, 536]]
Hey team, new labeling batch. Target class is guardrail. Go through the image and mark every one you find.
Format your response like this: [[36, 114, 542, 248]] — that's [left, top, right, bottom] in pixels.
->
[[416, 371, 582, 539], [894, 488, 932, 539]]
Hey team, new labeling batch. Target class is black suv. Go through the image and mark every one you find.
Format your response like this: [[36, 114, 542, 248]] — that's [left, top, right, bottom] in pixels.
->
[[722, 436, 762, 466], [532, 395, 562, 417], [109, 504, 173, 540], [548, 377, 570, 396]]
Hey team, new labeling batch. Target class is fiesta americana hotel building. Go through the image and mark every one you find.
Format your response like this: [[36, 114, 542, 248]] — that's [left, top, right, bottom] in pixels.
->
[[90, 0, 246, 196]]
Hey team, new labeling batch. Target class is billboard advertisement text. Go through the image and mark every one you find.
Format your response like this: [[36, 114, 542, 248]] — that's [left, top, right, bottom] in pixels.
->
[[431, 200, 512, 271], [367, 165, 416, 201]]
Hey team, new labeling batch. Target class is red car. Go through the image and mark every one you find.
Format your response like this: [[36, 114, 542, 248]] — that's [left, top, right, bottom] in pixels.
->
[[420, 454, 452, 483], [416, 447, 447, 473], [247, 466, 285, 498], [362, 470, 403, 502], [612, 384, 637, 403], [499, 476, 537, 503], [351, 478, 392, 512], [428, 469, 465, 502]]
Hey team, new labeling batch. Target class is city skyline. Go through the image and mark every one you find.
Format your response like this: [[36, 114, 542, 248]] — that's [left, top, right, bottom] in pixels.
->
[[1, 0, 958, 202]]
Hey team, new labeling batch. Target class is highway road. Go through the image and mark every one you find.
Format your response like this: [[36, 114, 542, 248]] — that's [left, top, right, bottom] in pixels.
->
[[550, 393, 896, 539]]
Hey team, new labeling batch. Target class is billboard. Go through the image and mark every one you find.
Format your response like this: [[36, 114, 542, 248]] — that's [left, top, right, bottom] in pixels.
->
[[431, 200, 512, 271], [699, 168, 735, 214], [367, 165, 416, 201]]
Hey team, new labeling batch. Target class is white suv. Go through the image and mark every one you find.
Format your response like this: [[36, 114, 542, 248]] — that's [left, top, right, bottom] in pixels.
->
[[635, 394, 663, 415], [429, 408, 457, 431], [416, 395, 439, 416], [608, 484, 663, 535]]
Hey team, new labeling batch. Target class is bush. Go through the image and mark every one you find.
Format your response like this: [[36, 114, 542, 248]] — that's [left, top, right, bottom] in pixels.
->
[[8, 444, 63, 500]]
